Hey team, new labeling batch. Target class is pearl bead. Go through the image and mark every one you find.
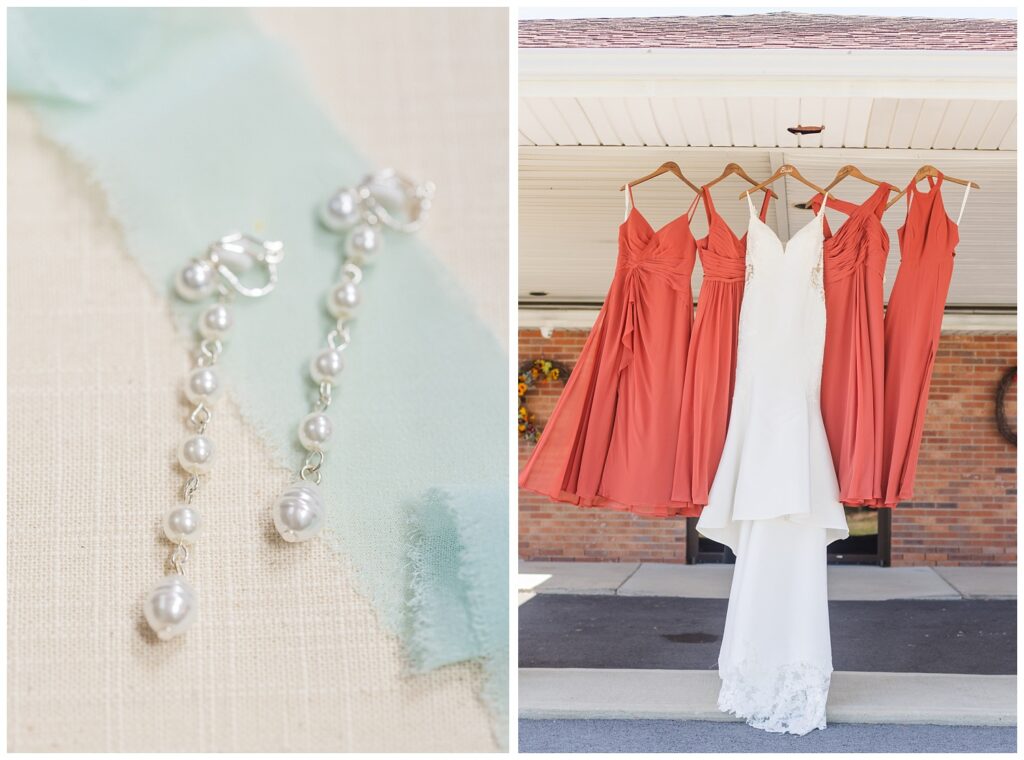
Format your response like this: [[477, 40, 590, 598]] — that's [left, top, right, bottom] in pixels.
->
[[273, 481, 326, 542], [320, 188, 362, 232], [310, 349, 345, 383], [327, 281, 361, 319], [345, 223, 382, 265], [199, 303, 233, 340], [175, 259, 216, 301], [144, 574, 198, 640], [178, 435, 214, 474], [298, 412, 332, 451], [163, 506, 202, 544], [184, 367, 222, 405]]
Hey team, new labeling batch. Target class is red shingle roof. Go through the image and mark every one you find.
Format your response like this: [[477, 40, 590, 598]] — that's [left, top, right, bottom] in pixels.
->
[[519, 12, 1016, 51]]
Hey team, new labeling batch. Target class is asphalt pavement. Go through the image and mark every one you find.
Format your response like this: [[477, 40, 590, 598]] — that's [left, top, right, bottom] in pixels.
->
[[519, 718, 1017, 753], [519, 594, 1017, 674]]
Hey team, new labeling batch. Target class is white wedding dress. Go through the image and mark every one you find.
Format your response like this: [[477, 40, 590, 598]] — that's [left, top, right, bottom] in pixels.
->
[[697, 191, 849, 735]]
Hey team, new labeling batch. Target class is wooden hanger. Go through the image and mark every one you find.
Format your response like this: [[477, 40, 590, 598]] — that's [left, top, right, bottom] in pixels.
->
[[885, 165, 980, 210], [739, 164, 825, 199], [619, 161, 700, 194], [794, 164, 892, 210], [702, 162, 778, 199]]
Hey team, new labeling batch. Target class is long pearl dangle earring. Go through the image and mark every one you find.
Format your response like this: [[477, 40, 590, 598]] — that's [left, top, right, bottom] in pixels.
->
[[143, 233, 285, 641], [271, 170, 434, 543]]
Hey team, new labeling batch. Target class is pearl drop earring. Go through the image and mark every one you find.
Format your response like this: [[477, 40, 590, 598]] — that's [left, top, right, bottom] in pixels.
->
[[271, 170, 434, 543], [143, 233, 284, 641]]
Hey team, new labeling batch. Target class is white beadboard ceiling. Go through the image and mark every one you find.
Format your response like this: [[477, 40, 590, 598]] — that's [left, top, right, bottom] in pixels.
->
[[519, 48, 1017, 311], [520, 147, 1016, 308], [519, 97, 1017, 151]]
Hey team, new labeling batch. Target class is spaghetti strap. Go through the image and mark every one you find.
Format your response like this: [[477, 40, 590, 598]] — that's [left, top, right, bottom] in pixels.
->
[[687, 188, 703, 221], [700, 185, 717, 224], [956, 184, 971, 226], [623, 185, 634, 221], [745, 190, 756, 216], [757, 190, 772, 223], [816, 191, 830, 219]]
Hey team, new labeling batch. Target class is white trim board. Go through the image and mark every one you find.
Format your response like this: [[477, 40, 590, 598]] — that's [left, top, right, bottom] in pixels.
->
[[520, 49, 1017, 100]]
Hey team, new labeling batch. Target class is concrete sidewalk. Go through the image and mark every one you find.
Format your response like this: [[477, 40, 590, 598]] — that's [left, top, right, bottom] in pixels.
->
[[519, 561, 1016, 602], [520, 668, 1017, 726]]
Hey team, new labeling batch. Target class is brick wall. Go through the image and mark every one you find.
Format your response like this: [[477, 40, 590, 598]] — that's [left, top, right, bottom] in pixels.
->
[[518, 328, 1017, 566]]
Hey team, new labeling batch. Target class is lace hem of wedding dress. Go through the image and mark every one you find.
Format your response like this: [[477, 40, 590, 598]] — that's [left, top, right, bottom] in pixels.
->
[[718, 661, 831, 736]]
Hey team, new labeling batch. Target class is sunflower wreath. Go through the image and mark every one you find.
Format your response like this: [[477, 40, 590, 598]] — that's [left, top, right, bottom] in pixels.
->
[[518, 358, 572, 442]]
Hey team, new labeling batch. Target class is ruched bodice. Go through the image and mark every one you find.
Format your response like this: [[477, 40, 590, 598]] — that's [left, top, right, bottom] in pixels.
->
[[617, 207, 698, 287], [697, 189, 765, 282], [817, 189, 891, 282], [810, 184, 893, 506], [671, 187, 769, 513]]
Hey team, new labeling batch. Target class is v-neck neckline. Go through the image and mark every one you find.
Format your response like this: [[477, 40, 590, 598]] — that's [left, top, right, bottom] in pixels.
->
[[748, 192, 828, 255], [700, 185, 773, 254], [625, 206, 693, 238]]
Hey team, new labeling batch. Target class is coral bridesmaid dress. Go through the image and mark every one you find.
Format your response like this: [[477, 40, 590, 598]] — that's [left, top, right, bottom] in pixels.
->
[[519, 187, 700, 516], [671, 187, 771, 513], [878, 173, 969, 506], [811, 184, 893, 506]]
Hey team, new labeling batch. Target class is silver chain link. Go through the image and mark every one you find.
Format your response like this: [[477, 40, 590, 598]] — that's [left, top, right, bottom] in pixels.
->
[[182, 474, 200, 504], [298, 173, 431, 490], [189, 402, 212, 434], [300, 449, 325, 485], [156, 237, 282, 594], [326, 322, 352, 352], [196, 337, 223, 367], [315, 381, 333, 412], [341, 262, 363, 285], [170, 540, 189, 575], [169, 306, 224, 575]]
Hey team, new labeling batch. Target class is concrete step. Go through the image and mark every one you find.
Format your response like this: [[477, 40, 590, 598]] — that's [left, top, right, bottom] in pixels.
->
[[519, 668, 1017, 727]]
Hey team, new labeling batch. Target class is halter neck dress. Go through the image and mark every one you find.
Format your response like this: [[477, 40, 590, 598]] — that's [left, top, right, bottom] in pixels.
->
[[671, 186, 771, 514], [698, 191, 848, 736], [519, 187, 700, 516], [878, 173, 968, 506], [810, 184, 893, 506]]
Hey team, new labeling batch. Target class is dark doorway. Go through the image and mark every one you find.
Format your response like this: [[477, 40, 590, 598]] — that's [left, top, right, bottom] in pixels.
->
[[829, 507, 891, 566], [685, 519, 735, 564], [686, 508, 891, 566]]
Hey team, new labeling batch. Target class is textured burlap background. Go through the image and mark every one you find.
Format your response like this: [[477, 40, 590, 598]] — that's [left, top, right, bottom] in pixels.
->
[[7, 8, 507, 752]]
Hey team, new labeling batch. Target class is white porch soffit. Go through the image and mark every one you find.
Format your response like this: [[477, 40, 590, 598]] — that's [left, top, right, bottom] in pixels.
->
[[519, 44, 1017, 314]]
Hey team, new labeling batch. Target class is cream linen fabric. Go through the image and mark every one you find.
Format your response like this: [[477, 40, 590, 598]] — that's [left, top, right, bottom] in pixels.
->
[[7, 8, 507, 753]]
